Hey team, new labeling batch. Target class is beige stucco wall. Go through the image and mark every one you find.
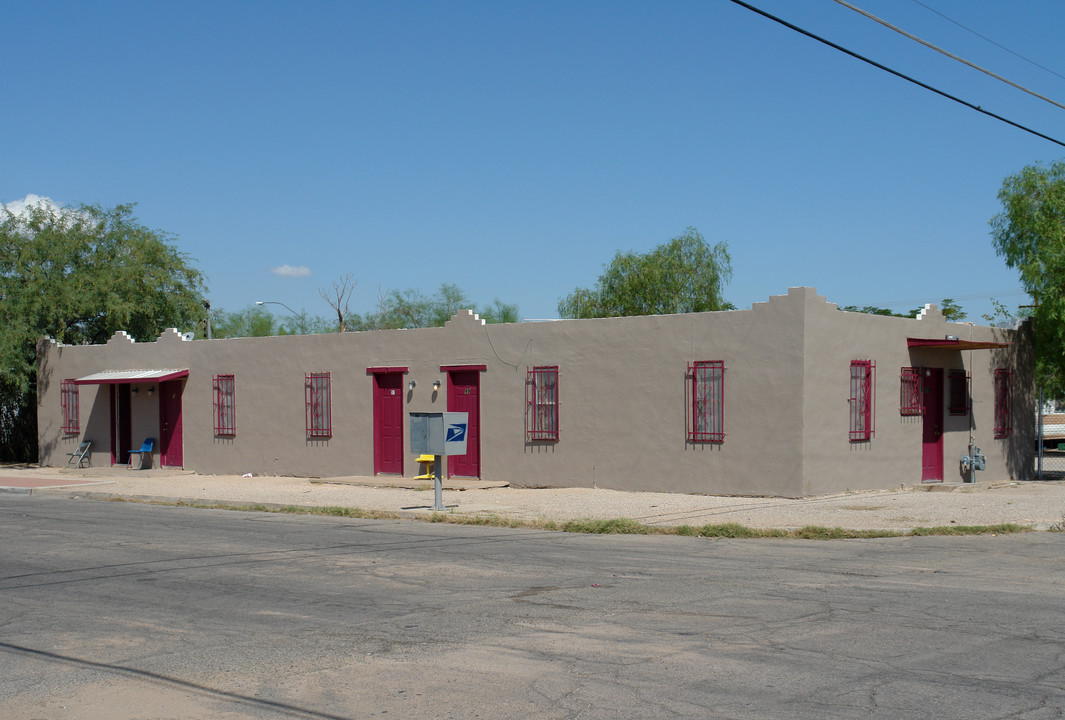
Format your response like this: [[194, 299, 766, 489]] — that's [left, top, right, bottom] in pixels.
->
[[37, 287, 1032, 497], [799, 293, 1033, 495], [37, 329, 192, 469]]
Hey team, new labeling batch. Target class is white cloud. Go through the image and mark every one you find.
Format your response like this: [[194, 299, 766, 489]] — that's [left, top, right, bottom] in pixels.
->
[[3, 194, 62, 216], [1, 194, 88, 235], [272, 265, 313, 278]]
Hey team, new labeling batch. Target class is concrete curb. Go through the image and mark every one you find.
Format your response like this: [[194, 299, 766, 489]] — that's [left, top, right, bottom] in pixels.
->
[[907, 480, 1016, 492], [58, 491, 460, 522], [2, 482, 116, 495]]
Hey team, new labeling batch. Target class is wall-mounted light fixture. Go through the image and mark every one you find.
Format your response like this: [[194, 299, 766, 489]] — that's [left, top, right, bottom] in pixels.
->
[[147, 386, 155, 396], [432, 380, 441, 391], [408, 380, 417, 390], [130, 386, 139, 396]]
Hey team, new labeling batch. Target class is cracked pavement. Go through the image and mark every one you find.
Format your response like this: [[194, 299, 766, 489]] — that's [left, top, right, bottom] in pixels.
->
[[2, 494, 1064, 719]]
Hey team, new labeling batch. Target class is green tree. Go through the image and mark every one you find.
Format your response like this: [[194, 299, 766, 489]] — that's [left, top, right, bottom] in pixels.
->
[[211, 305, 280, 338], [370, 284, 518, 329], [480, 298, 519, 324], [990, 159, 1065, 394], [558, 227, 732, 318], [378, 287, 433, 329], [0, 201, 206, 460], [211, 305, 337, 338], [839, 305, 903, 317], [432, 283, 471, 326], [938, 298, 967, 322], [278, 314, 335, 335], [840, 299, 966, 321]]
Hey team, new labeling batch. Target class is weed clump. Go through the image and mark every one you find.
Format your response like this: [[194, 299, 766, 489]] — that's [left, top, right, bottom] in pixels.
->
[[694, 523, 760, 538], [562, 518, 651, 534], [910, 523, 1030, 536]]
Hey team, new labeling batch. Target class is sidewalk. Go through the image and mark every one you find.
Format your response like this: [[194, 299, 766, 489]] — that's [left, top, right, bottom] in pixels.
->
[[3, 464, 1065, 531]]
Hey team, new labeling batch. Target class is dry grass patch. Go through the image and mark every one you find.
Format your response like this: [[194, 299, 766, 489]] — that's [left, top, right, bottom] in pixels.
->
[[105, 498, 1038, 539]]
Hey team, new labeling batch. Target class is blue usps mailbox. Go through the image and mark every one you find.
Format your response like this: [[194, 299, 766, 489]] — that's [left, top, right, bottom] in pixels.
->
[[409, 412, 468, 456], [409, 412, 469, 510]]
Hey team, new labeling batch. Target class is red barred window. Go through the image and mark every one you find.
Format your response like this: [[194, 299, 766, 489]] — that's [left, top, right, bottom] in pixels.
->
[[899, 367, 922, 416], [688, 361, 725, 443], [213, 374, 236, 435], [949, 370, 970, 416], [994, 369, 1011, 438], [526, 366, 559, 441], [61, 379, 79, 434], [306, 372, 332, 438], [849, 360, 875, 441]]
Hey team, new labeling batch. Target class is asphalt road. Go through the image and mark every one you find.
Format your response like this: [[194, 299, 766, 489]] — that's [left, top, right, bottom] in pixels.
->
[[2, 494, 1064, 720]]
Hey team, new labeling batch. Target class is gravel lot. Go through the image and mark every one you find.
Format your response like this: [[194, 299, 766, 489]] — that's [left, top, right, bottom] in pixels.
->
[[4, 464, 1065, 531]]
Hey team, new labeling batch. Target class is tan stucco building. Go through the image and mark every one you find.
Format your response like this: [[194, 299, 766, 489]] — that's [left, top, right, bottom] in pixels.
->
[[37, 287, 1034, 497]]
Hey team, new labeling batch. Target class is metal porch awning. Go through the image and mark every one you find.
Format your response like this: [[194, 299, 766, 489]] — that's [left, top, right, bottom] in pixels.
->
[[906, 338, 1009, 351], [73, 369, 189, 385]]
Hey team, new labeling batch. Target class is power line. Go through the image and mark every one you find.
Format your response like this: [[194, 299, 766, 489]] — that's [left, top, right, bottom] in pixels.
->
[[832, 0, 1065, 113], [909, 0, 1065, 84], [865, 290, 1027, 309], [727, 0, 1065, 148]]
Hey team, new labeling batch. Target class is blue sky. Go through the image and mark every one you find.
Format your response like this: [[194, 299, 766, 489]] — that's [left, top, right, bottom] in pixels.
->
[[4, 0, 1063, 324]]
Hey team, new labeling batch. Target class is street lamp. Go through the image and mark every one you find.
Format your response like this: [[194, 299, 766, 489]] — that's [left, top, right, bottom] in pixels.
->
[[255, 300, 308, 335], [255, 300, 300, 316]]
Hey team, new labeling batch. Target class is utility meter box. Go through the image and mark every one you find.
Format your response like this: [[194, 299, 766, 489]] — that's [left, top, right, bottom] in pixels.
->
[[409, 412, 469, 456]]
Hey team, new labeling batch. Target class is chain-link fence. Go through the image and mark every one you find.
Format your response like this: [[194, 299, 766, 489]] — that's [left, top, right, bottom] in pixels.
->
[[1037, 394, 1065, 479]]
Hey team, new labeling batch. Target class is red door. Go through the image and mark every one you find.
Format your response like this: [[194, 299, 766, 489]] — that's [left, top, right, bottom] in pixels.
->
[[921, 368, 943, 482], [372, 372, 404, 475], [159, 380, 184, 467], [447, 370, 481, 478]]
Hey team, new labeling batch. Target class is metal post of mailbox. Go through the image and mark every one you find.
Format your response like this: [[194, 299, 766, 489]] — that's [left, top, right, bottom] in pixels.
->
[[433, 453, 444, 511]]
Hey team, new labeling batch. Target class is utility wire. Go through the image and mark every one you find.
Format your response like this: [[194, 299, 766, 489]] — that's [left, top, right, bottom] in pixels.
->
[[727, 0, 1065, 148], [868, 290, 1027, 309], [909, 0, 1065, 84], [832, 0, 1065, 112]]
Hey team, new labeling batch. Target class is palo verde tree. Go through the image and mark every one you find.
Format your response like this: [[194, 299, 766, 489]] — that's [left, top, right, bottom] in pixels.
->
[[361, 283, 518, 330], [210, 305, 282, 338], [0, 201, 206, 461], [990, 160, 1065, 396], [479, 298, 520, 324], [936, 298, 967, 321], [558, 227, 733, 318], [211, 305, 337, 337], [839, 299, 966, 321], [213, 283, 519, 337]]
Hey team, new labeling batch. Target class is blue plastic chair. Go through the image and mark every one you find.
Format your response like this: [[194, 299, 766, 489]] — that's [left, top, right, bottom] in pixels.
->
[[128, 438, 155, 470]]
